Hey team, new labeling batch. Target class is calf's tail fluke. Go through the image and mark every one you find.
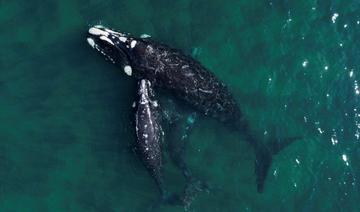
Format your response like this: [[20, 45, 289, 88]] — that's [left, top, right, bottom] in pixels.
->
[[254, 136, 303, 192]]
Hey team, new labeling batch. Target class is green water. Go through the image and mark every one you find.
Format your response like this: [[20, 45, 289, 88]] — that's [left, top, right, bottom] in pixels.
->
[[1, 0, 360, 211]]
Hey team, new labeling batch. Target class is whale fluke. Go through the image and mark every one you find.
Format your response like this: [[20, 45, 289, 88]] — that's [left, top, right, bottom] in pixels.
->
[[269, 136, 303, 155], [255, 136, 302, 192]]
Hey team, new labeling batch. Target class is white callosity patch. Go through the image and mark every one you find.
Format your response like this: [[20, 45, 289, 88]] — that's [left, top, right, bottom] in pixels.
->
[[88, 39, 116, 64], [89, 27, 109, 36], [139, 80, 152, 105], [131, 40, 137, 48], [104, 28, 126, 36], [100, 36, 115, 46], [124, 65, 132, 76], [87, 38, 95, 48], [140, 79, 148, 91], [119, 37, 127, 43]]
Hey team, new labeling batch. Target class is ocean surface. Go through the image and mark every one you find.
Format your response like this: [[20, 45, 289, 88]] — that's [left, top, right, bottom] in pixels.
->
[[1, 0, 360, 211]]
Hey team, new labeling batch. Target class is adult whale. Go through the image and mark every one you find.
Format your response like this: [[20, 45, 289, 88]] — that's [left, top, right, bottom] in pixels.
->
[[86, 25, 299, 192]]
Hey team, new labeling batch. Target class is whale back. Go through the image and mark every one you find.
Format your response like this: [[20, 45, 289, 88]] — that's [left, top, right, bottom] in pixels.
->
[[131, 40, 242, 124]]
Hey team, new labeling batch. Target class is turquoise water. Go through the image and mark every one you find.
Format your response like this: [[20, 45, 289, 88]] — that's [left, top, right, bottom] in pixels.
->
[[1, 0, 360, 211]]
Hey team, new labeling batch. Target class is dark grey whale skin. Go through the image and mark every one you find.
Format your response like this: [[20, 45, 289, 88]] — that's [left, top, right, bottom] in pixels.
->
[[128, 39, 274, 192], [129, 40, 244, 126], [134, 80, 184, 206], [87, 26, 300, 192], [134, 79, 165, 196]]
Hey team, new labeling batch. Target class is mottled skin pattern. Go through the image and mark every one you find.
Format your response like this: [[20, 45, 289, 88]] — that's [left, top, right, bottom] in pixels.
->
[[87, 25, 300, 193], [135, 79, 165, 196], [129, 40, 244, 125], [86, 26, 243, 125]]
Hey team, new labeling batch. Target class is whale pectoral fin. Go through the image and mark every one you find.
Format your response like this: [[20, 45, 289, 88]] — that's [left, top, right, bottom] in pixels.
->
[[167, 112, 210, 208], [167, 112, 198, 180], [159, 97, 196, 175], [255, 136, 303, 192]]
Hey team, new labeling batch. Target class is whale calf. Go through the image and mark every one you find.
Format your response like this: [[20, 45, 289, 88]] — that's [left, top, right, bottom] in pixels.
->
[[134, 79, 165, 197], [87, 25, 300, 192]]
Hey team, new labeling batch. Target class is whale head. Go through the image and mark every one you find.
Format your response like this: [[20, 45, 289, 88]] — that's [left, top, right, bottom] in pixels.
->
[[138, 79, 157, 105], [87, 25, 146, 77]]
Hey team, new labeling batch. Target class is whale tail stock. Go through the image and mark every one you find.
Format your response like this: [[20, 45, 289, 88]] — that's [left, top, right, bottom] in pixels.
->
[[236, 120, 302, 192], [254, 135, 302, 192]]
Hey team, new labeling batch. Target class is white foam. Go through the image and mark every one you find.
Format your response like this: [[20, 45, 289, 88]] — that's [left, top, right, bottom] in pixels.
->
[[342, 154, 349, 165], [331, 137, 338, 145], [124, 65, 132, 76], [331, 13, 339, 23], [302, 60, 308, 67], [94, 24, 105, 28], [140, 34, 151, 38], [87, 38, 95, 48]]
